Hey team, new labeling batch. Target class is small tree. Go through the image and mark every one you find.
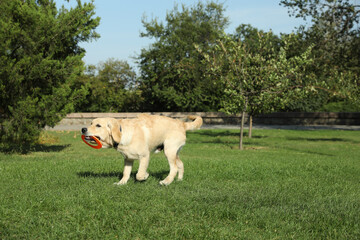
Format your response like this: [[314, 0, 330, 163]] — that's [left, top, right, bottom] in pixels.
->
[[0, 0, 100, 152], [197, 33, 316, 149], [231, 25, 282, 137]]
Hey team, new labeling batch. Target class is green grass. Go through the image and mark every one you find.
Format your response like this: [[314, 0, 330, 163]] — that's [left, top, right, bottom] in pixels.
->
[[1, 129, 360, 239]]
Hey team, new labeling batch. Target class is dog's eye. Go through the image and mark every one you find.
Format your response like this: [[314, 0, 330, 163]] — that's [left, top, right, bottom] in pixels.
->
[[96, 124, 101, 128]]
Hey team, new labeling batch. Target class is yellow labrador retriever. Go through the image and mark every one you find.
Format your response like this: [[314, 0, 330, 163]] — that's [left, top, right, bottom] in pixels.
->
[[81, 114, 202, 186]]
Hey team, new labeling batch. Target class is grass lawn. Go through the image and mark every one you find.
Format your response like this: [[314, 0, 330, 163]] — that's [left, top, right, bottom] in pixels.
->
[[0, 128, 359, 239]]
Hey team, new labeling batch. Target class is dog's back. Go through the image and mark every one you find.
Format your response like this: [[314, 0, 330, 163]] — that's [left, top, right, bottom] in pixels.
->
[[137, 114, 202, 131], [134, 114, 202, 151]]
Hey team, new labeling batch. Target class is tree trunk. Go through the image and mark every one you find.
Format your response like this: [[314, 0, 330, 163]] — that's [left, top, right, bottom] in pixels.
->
[[239, 111, 245, 150], [248, 115, 253, 138], [239, 98, 248, 150]]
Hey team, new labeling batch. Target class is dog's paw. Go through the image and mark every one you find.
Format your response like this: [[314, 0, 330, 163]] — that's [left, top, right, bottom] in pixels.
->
[[136, 172, 149, 181], [114, 179, 128, 185], [159, 180, 171, 186]]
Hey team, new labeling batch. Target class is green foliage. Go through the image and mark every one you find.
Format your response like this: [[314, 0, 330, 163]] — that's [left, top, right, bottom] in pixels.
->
[[197, 32, 321, 149], [320, 100, 360, 112], [68, 0, 359, 114], [280, 0, 360, 110], [138, 1, 228, 111], [232, 24, 282, 54], [197, 33, 317, 116], [0, 0, 99, 152], [74, 59, 141, 112]]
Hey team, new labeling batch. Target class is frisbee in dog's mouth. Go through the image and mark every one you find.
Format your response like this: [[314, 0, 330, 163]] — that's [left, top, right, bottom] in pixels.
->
[[81, 135, 102, 149]]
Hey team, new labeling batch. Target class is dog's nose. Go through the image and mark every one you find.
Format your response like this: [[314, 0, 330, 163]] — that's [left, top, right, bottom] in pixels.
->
[[81, 128, 87, 134]]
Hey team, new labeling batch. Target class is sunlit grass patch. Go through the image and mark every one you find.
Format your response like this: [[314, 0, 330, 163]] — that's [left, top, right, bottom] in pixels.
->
[[1, 129, 359, 239]]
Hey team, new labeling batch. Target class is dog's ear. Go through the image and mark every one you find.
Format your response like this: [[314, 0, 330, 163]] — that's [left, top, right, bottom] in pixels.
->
[[107, 118, 122, 144]]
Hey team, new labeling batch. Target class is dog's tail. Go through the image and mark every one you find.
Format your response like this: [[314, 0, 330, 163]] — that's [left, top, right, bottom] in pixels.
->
[[184, 115, 203, 131]]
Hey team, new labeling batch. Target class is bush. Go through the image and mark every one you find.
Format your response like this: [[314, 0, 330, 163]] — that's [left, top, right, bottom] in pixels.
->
[[320, 101, 360, 112], [0, 0, 99, 152]]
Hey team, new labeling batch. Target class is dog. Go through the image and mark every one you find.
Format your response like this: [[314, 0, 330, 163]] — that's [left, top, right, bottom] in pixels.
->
[[81, 114, 203, 186]]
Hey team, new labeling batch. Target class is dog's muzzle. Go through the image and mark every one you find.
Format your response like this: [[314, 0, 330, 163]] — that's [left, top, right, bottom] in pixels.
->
[[81, 128, 101, 142]]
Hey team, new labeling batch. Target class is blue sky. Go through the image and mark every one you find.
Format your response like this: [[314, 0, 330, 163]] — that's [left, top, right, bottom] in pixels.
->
[[55, 0, 307, 67]]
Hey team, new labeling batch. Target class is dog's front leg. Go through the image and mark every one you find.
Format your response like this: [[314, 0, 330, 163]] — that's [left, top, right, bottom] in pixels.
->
[[115, 158, 133, 185], [136, 155, 150, 181]]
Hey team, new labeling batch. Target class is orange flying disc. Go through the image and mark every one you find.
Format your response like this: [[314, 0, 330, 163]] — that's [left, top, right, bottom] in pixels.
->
[[81, 135, 102, 149]]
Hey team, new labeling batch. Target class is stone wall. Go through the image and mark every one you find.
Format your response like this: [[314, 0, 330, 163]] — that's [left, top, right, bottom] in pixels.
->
[[58, 112, 360, 126]]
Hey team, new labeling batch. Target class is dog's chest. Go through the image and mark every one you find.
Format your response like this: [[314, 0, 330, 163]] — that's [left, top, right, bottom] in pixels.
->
[[117, 146, 142, 160]]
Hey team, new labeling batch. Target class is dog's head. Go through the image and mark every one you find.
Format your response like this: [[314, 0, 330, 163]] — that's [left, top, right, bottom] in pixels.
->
[[81, 118, 121, 148]]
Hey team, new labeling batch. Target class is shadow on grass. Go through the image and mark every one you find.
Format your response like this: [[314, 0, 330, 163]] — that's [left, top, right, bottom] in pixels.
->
[[281, 147, 335, 157], [193, 129, 268, 138], [286, 137, 359, 144], [191, 130, 268, 140], [188, 130, 268, 149], [0, 144, 71, 154], [193, 130, 239, 137], [77, 170, 170, 182], [150, 170, 169, 181], [32, 144, 71, 152], [77, 171, 122, 178]]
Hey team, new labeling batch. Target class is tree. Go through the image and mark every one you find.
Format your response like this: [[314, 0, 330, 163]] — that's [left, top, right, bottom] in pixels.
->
[[231, 25, 283, 137], [138, 1, 228, 111], [97, 58, 137, 90], [197, 33, 317, 149], [0, 0, 100, 152], [233, 24, 282, 54], [280, 0, 360, 110], [74, 59, 141, 112]]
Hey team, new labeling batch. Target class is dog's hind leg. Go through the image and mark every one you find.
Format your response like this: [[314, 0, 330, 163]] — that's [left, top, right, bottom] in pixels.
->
[[160, 141, 184, 186], [176, 157, 184, 181]]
